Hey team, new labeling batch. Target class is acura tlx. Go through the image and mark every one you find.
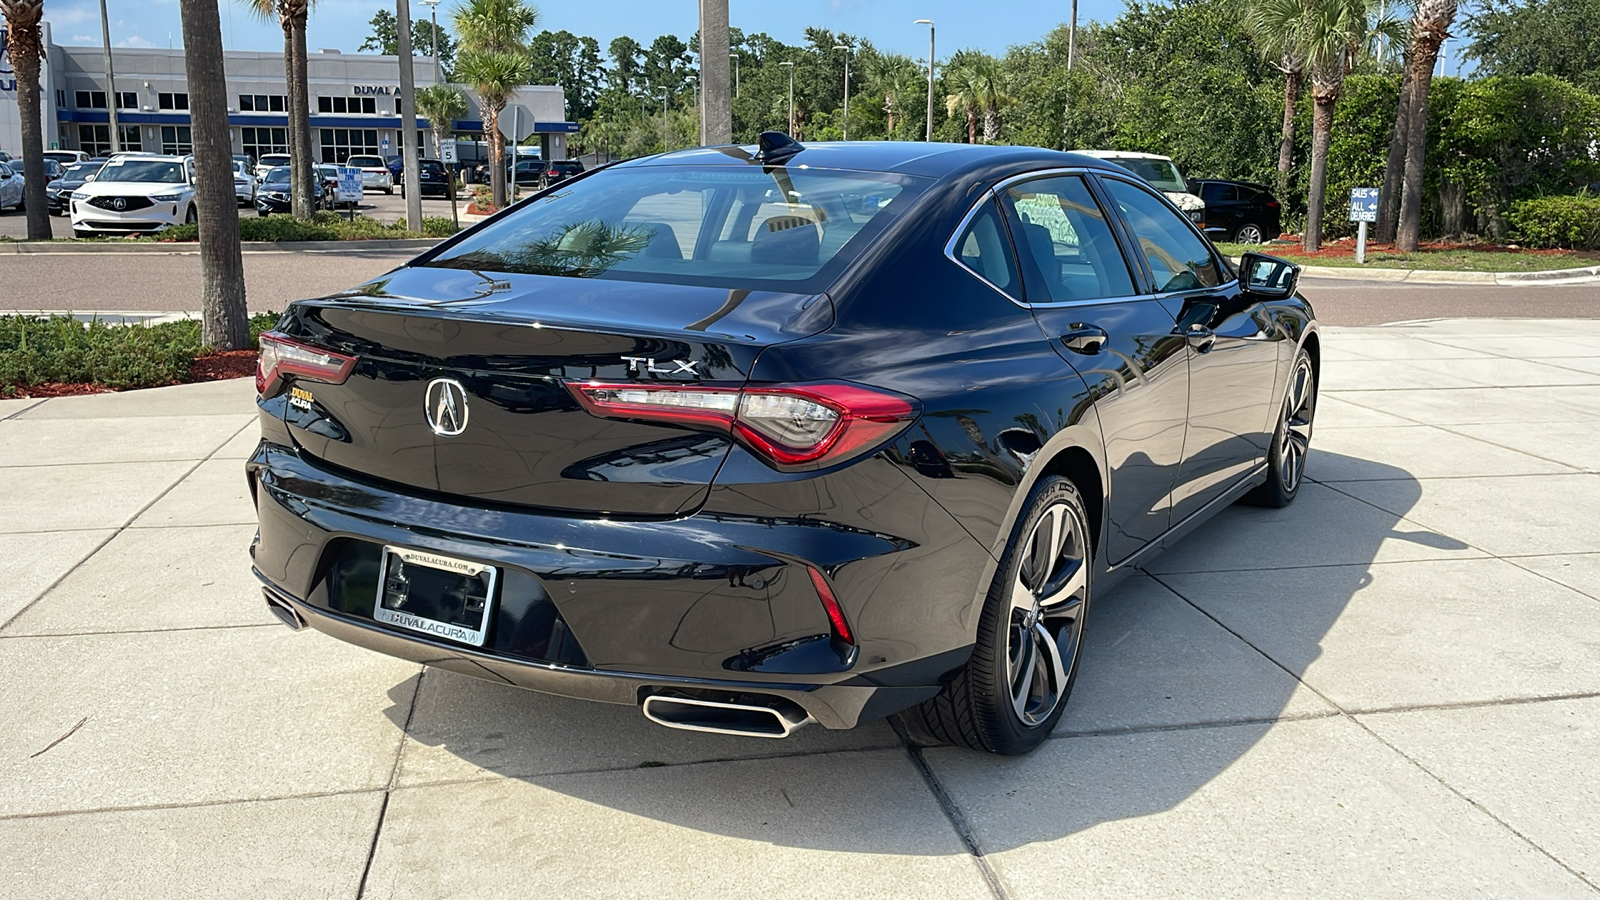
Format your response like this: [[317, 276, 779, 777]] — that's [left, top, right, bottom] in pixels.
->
[[249, 133, 1317, 755]]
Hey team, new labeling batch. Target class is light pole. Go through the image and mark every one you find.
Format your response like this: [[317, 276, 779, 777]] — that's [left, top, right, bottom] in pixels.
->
[[779, 61, 795, 136], [421, 0, 441, 83], [833, 44, 851, 141], [1068, 0, 1078, 71], [658, 90, 670, 152], [100, 0, 120, 153], [730, 53, 740, 98], [915, 19, 934, 142]]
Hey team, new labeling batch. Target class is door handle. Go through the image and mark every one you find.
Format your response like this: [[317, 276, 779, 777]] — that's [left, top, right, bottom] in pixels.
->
[[1061, 325, 1108, 355], [1183, 323, 1216, 354]]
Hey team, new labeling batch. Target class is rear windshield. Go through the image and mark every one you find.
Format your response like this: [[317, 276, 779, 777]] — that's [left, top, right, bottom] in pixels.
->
[[347, 156, 383, 167], [420, 161, 446, 174], [424, 164, 926, 290], [1103, 158, 1187, 194]]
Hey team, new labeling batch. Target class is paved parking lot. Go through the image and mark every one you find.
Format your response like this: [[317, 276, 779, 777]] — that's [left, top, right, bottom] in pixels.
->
[[3, 318, 1600, 898]]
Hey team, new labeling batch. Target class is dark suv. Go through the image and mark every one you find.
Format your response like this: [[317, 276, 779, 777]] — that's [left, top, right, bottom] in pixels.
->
[[1189, 179, 1282, 244], [540, 159, 584, 188]]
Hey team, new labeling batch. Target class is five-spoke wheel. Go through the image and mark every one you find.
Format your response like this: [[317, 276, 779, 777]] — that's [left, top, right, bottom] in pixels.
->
[[1247, 347, 1316, 507]]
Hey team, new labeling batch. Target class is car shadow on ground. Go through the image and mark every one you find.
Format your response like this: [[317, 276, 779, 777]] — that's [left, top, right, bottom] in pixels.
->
[[381, 450, 1456, 854]]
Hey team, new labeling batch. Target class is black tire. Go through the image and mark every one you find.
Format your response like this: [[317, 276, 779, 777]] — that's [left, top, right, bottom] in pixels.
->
[[1233, 222, 1266, 244], [73, 229, 93, 239], [383, 187, 393, 195], [902, 475, 1093, 755], [1245, 348, 1316, 508], [184, 204, 198, 225]]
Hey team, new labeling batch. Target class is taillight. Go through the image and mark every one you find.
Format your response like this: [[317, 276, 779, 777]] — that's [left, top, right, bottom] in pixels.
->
[[567, 380, 918, 470], [1266, 200, 1281, 209], [256, 332, 357, 395]]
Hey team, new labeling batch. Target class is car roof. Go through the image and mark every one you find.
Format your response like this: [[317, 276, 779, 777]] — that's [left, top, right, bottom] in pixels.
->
[[618, 140, 1128, 182], [1192, 178, 1274, 192], [1074, 149, 1175, 162]]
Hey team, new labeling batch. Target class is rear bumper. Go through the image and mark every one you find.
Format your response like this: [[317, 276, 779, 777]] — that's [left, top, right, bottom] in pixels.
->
[[248, 440, 985, 729]]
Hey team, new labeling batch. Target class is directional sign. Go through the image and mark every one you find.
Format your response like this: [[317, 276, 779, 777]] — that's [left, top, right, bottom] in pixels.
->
[[1349, 187, 1380, 223], [498, 103, 536, 142]]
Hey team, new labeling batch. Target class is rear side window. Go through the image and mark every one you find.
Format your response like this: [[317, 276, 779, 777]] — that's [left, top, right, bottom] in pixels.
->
[[1199, 182, 1236, 203], [426, 165, 926, 290], [951, 200, 1020, 295], [1101, 177, 1223, 293], [1001, 175, 1136, 303]]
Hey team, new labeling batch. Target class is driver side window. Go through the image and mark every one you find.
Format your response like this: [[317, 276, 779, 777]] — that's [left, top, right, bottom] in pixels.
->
[[1101, 177, 1223, 293]]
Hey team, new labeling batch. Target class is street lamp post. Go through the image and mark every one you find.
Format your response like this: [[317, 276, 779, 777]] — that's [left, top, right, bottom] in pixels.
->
[[915, 19, 934, 142], [659, 90, 670, 152], [730, 53, 740, 98], [421, 0, 441, 83], [779, 61, 795, 136], [833, 44, 851, 141], [100, 0, 120, 153], [1068, 0, 1078, 71]]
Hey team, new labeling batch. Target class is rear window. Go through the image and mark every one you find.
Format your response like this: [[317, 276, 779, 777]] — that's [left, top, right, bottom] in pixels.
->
[[347, 156, 383, 168], [1104, 158, 1187, 194], [420, 161, 446, 175], [424, 164, 928, 290]]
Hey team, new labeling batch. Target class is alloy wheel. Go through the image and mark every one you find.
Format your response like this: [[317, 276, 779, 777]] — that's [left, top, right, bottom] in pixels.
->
[[1235, 223, 1264, 244], [1279, 355, 1316, 492], [1005, 501, 1089, 727]]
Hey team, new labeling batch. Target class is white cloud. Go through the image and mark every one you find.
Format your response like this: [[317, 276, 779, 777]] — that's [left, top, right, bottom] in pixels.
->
[[71, 35, 97, 43], [116, 36, 158, 49]]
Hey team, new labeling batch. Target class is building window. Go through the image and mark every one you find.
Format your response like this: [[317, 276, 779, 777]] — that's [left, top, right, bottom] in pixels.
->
[[77, 124, 141, 156], [117, 91, 138, 110], [158, 92, 189, 111], [316, 96, 377, 115], [160, 126, 194, 155], [240, 94, 286, 113], [318, 128, 380, 163], [56, 90, 66, 108], [242, 126, 289, 159], [75, 90, 107, 109]]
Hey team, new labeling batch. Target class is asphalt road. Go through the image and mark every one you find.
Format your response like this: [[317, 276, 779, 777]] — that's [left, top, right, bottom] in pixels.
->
[[3, 249, 1596, 324]]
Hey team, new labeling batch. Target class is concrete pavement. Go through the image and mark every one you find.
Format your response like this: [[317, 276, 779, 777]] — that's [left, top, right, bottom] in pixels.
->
[[3, 320, 1600, 898]]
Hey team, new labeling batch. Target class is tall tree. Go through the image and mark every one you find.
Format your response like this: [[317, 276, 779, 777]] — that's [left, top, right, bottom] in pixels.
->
[[453, 0, 538, 209], [1395, 0, 1458, 250], [1, 0, 51, 239], [359, 9, 457, 79], [415, 84, 467, 227], [247, 0, 317, 220], [866, 54, 921, 138], [179, 0, 248, 350], [1464, 0, 1600, 94], [1245, 0, 1309, 199], [944, 59, 982, 144], [1375, 58, 1414, 243]]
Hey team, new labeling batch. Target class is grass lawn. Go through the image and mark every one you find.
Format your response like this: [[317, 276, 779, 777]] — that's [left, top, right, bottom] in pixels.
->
[[1215, 242, 1598, 273]]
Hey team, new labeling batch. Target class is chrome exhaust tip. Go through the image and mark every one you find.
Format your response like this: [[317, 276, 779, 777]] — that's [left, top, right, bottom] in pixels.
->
[[641, 694, 814, 739], [263, 589, 306, 631]]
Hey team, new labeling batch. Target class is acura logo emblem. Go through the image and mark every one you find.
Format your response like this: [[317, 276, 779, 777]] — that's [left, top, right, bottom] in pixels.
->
[[424, 378, 469, 436], [112, 197, 126, 211]]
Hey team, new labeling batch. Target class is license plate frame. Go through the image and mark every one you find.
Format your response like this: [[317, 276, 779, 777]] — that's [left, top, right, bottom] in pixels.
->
[[372, 545, 498, 647]]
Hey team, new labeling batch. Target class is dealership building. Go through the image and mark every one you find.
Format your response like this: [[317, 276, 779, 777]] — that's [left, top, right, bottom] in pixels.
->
[[0, 23, 575, 162]]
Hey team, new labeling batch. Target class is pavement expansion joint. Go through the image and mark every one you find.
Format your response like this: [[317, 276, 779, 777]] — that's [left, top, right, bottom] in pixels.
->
[[888, 717, 1011, 900]]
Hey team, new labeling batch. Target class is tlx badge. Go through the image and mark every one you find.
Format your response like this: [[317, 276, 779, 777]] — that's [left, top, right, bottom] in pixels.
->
[[622, 356, 698, 376]]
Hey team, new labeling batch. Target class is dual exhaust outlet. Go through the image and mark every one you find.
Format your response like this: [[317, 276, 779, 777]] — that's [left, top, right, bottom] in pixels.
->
[[641, 693, 814, 739]]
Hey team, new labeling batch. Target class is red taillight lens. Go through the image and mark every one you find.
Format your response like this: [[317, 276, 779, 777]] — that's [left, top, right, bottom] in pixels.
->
[[256, 332, 357, 395], [1266, 200, 1281, 209], [807, 566, 854, 645], [567, 380, 918, 470]]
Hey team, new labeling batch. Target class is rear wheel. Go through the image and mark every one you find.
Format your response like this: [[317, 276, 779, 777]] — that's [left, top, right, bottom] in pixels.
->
[[1245, 348, 1316, 507], [1233, 222, 1265, 244], [904, 475, 1092, 755]]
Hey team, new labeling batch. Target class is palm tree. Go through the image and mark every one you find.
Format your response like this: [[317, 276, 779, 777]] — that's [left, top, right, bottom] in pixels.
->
[[1395, 0, 1458, 251], [866, 54, 920, 138], [246, 0, 317, 220], [1, 0, 52, 239], [1244, 0, 1309, 200], [971, 55, 1012, 144], [944, 61, 982, 144], [453, 0, 538, 210], [415, 84, 467, 158], [179, 0, 249, 350]]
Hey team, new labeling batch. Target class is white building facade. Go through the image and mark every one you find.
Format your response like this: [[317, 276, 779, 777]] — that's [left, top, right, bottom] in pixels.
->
[[1, 24, 574, 162]]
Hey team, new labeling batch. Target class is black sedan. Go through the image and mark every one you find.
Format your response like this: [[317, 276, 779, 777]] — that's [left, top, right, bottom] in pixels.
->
[[46, 158, 102, 215], [249, 135, 1318, 755], [254, 165, 323, 215], [1190, 178, 1283, 244], [399, 158, 453, 198]]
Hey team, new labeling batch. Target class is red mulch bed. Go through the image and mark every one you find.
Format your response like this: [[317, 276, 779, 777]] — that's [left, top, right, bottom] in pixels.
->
[[1270, 236, 1600, 260], [4, 350, 258, 399], [466, 203, 499, 216]]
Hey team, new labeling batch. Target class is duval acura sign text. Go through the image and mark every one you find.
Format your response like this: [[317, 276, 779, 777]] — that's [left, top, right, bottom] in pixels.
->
[[353, 85, 398, 96]]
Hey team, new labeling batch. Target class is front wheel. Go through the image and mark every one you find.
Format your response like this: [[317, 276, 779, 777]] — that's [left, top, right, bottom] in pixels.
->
[[1233, 222, 1266, 244], [903, 475, 1092, 755], [1245, 348, 1316, 508], [184, 204, 198, 225]]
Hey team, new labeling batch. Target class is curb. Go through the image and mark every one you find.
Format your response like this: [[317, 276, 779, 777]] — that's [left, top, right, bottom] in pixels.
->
[[0, 237, 441, 255]]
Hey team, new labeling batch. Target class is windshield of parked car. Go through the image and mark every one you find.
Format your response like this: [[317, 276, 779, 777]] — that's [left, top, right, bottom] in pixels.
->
[[64, 162, 102, 179], [1104, 158, 1187, 194], [263, 166, 292, 183], [347, 156, 383, 168], [425, 164, 926, 290], [97, 159, 186, 184]]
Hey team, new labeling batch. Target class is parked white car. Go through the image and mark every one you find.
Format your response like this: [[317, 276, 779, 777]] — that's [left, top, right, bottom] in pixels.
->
[[344, 154, 394, 194], [255, 153, 291, 182], [0, 161, 25, 212], [44, 150, 91, 166], [1075, 150, 1207, 226], [233, 160, 258, 207], [69, 154, 197, 237]]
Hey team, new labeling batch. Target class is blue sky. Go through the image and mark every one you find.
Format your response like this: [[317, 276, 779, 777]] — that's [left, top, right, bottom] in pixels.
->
[[47, 0, 1130, 60]]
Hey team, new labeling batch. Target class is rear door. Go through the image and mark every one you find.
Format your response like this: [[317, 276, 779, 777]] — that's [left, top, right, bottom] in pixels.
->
[[1097, 174, 1281, 525], [998, 172, 1191, 565]]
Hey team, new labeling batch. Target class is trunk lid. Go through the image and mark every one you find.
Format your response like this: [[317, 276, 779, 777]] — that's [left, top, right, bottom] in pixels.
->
[[274, 266, 831, 517]]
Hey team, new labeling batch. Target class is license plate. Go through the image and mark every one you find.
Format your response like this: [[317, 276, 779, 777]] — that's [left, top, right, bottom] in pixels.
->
[[373, 546, 498, 647]]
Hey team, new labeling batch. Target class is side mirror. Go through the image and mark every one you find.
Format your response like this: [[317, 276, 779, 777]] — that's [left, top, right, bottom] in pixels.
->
[[1239, 252, 1300, 301]]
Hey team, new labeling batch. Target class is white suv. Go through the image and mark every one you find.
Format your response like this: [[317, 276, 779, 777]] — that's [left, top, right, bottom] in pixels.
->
[[69, 154, 197, 238], [1076, 150, 1207, 227], [344, 155, 394, 194]]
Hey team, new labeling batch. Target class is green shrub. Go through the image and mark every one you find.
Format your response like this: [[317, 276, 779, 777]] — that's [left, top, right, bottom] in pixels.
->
[[420, 217, 460, 237], [249, 312, 282, 346], [1507, 195, 1600, 249]]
